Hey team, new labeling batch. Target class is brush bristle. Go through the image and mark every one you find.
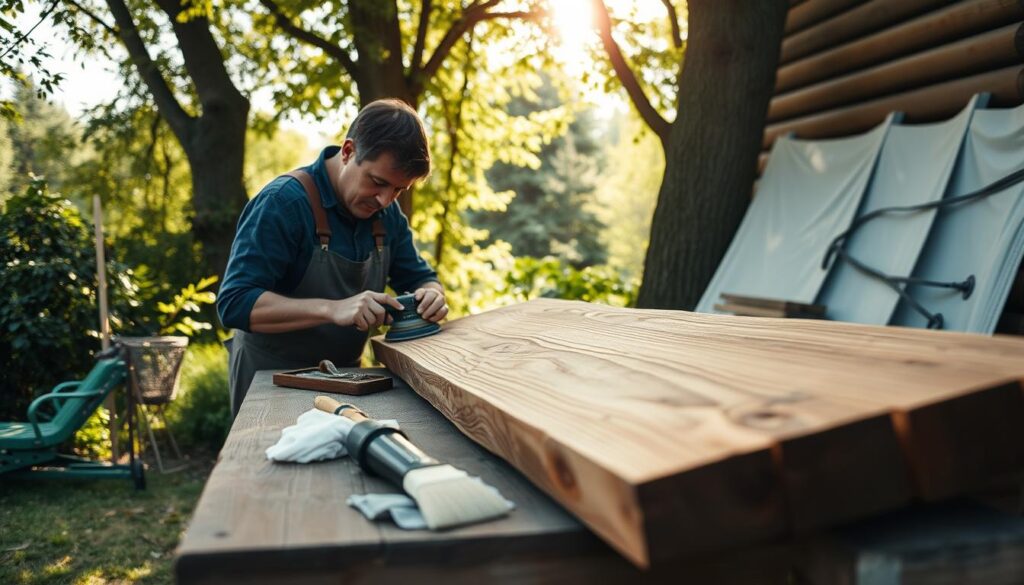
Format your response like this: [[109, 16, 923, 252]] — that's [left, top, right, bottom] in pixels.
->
[[403, 464, 513, 530]]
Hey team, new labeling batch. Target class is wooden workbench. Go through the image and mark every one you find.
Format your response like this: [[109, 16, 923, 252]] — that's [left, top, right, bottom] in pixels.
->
[[174, 369, 1024, 584], [174, 369, 796, 584]]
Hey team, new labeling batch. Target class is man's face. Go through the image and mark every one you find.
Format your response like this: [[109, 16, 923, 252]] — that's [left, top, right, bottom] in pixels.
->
[[336, 140, 417, 219]]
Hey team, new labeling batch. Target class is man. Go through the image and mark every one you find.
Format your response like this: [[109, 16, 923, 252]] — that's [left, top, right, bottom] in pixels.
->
[[218, 99, 447, 417]]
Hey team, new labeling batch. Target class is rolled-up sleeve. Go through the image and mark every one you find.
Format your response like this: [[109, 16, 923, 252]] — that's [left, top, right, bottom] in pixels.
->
[[217, 178, 309, 331], [386, 206, 439, 294]]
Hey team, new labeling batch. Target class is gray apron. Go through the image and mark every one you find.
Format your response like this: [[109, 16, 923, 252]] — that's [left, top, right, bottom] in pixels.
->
[[227, 170, 390, 417]]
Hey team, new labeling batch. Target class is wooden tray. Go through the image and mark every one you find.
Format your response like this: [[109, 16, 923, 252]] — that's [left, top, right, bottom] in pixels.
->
[[272, 368, 393, 395]]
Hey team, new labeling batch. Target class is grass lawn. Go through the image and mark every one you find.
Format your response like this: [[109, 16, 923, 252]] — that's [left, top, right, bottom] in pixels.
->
[[0, 457, 214, 585]]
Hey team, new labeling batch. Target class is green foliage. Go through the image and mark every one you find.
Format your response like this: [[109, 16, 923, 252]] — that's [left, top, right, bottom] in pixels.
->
[[72, 407, 112, 460], [165, 343, 230, 452], [0, 118, 12, 195], [491, 255, 637, 308], [593, 112, 664, 281], [1, 0, 102, 117], [244, 124, 315, 196], [0, 177, 142, 419], [583, 1, 686, 122], [68, 100, 210, 334], [410, 29, 573, 317], [157, 276, 218, 336], [0, 2, 65, 121], [477, 78, 607, 267], [2, 83, 83, 199]]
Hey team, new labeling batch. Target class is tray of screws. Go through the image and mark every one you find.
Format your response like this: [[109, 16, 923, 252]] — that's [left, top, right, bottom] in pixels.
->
[[272, 360, 393, 395]]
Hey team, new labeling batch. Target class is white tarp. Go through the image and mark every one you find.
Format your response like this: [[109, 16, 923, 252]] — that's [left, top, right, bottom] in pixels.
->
[[815, 97, 981, 326], [891, 102, 1024, 333], [696, 115, 895, 313]]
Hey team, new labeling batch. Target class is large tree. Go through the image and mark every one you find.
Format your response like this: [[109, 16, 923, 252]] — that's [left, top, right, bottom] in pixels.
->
[[592, 0, 787, 309], [253, 0, 545, 215], [103, 0, 250, 280], [29, 0, 252, 280]]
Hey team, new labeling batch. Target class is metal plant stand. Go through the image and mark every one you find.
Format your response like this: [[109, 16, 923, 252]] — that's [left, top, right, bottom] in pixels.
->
[[121, 336, 188, 473]]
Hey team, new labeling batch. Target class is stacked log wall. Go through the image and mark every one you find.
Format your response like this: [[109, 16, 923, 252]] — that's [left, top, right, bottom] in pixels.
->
[[767, 0, 1024, 334]]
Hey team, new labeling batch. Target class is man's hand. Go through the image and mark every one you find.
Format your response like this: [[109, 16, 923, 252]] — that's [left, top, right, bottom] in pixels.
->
[[415, 286, 448, 323], [332, 291, 404, 331]]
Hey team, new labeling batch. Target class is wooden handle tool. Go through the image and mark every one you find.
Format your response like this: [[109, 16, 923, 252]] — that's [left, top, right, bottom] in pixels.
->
[[313, 395, 369, 422]]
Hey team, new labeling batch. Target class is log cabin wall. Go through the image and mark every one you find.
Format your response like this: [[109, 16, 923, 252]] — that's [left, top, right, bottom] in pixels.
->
[[766, 0, 1024, 334]]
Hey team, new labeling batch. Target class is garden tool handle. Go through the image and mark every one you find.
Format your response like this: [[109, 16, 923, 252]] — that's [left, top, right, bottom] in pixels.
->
[[313, 396, 369, 422]]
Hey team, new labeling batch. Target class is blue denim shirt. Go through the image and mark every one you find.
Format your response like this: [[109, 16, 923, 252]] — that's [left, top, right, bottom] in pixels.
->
[[217, 146, 438, 331]]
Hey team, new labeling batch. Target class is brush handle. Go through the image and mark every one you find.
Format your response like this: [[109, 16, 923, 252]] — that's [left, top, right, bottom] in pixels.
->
[[313, 395, 369, 422], [313, 395, 440, 487]]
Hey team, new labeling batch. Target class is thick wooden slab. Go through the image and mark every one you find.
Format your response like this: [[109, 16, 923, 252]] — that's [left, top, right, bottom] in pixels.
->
[[372, 299, 1024, 567]]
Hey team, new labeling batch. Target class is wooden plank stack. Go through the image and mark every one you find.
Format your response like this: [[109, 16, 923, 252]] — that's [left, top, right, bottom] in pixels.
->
[[372, 299, 1024, 568], [714, 292, 826, 319]]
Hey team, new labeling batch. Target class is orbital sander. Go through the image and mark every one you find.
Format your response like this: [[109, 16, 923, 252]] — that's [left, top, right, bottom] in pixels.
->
[[384, 293, 441, 342]]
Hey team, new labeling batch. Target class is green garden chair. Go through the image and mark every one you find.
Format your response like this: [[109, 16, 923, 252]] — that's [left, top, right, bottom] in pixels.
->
[[0, 349, 145, 489]]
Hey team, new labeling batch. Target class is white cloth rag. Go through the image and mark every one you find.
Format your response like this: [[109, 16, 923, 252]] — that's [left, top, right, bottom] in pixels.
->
[[265, 408, 355, 463], [266, 408, 428, 528]]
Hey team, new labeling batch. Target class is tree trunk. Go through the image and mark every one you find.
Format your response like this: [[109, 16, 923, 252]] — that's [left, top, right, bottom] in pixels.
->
[[106, 0, 251, 282], [636, 0, 788, 310], [186, 108, 250, 280], [349, 1, 413, 106]]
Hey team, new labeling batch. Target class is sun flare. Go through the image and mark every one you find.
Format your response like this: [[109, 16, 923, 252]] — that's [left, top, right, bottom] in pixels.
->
[[548, 0, 596, 69]]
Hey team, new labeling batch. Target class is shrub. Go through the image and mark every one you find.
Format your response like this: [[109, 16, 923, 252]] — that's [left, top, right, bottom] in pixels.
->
[[0, 177, 141, 419], [495, 256, 638, 308], [165, 343, 231, 453]]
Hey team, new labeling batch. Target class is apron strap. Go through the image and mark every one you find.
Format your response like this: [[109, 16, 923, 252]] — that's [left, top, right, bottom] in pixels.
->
[[286, 170, 331, 251]]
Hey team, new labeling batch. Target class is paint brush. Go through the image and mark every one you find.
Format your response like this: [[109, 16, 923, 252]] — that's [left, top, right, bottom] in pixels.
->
[[313, 395, 512, 529]]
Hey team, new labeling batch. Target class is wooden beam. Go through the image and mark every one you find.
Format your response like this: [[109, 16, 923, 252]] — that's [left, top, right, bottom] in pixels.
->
[[777, 0, 1024, 93], [373, 300, 1024, 567], [785, 0, 866, 35], [764, 66, 1024, 148], [781, 0, 956, 65], [769, 23, 1024, 122]]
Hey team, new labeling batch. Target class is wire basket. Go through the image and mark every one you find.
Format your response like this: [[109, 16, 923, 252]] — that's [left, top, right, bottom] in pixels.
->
[[119, 336, 189, 405]]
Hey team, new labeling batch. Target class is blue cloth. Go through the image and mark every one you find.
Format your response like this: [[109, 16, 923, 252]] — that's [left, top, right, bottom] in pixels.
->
[[218, 146, 438, 331]]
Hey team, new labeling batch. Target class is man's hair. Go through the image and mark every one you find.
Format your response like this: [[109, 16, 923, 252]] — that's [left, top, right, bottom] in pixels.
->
[[346, 99, 431, 179]]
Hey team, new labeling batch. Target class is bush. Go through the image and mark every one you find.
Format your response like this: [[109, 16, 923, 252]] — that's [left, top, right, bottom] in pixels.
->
[[0, 177, 142, 419], [73, 407, 113, 460], [165, 343, 231, 453], [495, 256, 638, 308]]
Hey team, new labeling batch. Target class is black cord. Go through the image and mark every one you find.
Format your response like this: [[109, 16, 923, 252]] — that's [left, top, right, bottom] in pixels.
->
[[821, 165, 1024, 328], [829, 246, 945, 329]]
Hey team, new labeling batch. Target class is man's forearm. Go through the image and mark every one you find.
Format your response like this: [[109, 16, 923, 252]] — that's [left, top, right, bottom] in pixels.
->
[[248, 291, 332, 333]]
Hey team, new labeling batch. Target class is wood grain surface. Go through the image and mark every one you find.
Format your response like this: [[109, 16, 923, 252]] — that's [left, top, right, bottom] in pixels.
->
[[372, 299, 1024, 567]]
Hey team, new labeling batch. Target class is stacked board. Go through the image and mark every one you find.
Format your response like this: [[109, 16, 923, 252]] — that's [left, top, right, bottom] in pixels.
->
[[372, 299, 1024, 568]]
